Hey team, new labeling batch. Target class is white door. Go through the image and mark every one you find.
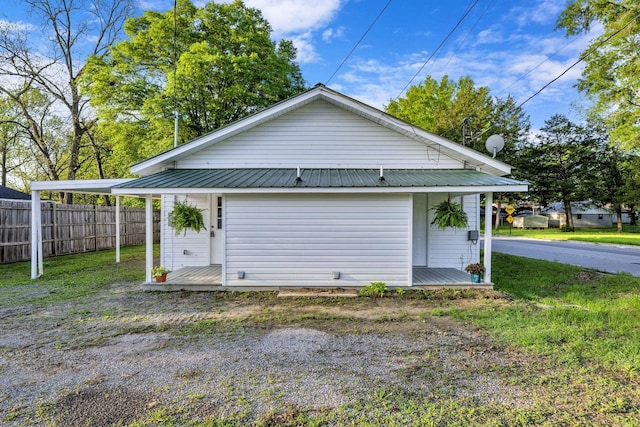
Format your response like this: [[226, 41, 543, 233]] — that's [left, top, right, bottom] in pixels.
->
[[210, 195, 223, 264]]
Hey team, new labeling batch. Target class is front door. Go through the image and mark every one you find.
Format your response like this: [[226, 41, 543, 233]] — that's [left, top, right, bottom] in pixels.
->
[[210, 195, 223, 264]]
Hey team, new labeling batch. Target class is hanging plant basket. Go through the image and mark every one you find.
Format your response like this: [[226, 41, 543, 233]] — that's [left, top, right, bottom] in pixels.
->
[[431, 197, 469, 230], [168, 200, 206, 236]]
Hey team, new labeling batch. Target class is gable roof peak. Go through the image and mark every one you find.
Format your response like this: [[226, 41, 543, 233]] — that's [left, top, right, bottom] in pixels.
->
[[130, 85, 513, 177]]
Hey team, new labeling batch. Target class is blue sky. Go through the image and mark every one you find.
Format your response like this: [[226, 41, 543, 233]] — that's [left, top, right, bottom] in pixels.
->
[[2, 0, 599, 130]]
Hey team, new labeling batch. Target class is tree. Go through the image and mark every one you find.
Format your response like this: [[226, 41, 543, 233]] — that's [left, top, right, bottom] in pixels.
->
[[516, 115, 598, 229], [386, 75, 529, 157], [386, 76, 492, 145], [556, 0, 640, 150], [386, 75, 530, 229], [0, 88, 68, 187], [582, 120, 640, 232], [0, 0, 133, 203], [0, 96, 27, 186], [83, 0, 306, 169]]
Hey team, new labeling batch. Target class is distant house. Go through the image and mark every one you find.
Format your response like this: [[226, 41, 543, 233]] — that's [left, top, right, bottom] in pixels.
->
[[542, 201, 613, 228], [612, 210, 634, 225], [0, 185, 31, 201]]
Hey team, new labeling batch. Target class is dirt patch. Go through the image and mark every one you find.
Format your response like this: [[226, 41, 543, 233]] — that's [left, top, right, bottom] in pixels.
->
[[50, 388, 157, 427], [575, 270, 608, 282]]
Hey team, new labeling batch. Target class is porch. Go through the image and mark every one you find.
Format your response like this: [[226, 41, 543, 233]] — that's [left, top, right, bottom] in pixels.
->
[[143, 265, 492, 291]]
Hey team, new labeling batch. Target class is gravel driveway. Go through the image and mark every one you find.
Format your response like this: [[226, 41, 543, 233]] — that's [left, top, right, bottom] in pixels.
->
[[0, 283, 531, 426]]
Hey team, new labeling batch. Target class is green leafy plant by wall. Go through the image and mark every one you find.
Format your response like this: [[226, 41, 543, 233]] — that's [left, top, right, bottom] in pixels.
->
[[168, 200, 206, 236], [359, 281, 388, 298], [431, 198, 469, 230]]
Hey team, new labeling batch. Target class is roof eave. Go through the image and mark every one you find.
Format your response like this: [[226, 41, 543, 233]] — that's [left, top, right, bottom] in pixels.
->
[[31, 179, 136, 195], [112, 184, 528, 195]]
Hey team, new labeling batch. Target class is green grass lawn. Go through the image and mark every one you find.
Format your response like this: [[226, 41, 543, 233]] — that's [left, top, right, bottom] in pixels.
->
[[493, 224, 640, 246], [0, 245, 153, 305], [448, 253, 640, 373]]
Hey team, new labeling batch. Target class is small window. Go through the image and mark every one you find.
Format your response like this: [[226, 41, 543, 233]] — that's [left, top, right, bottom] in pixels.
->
[[576, 214, 582, 220], [598, 214, 603, 220], [217, 197, 223, 229]]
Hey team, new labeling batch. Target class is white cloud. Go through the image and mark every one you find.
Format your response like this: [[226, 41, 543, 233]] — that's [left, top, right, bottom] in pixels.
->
[[322, 26, 345, 43], [288, 32, 320, 64], [239, 1, 345, 65], [135, 0, 174, 11], [0, 19, 36, 32], [511, 0, 565, 27], [244, 0, 342, 35], [474, 28, 504, 45]]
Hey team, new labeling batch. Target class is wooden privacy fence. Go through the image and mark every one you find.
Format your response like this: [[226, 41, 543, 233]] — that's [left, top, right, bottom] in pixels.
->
[[0, 200, 160, 264]]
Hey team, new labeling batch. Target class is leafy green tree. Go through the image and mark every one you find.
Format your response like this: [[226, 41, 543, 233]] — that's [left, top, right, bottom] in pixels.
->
[[0, 0, 133, 203], [516, 115, 599, 229], [386, 75, 530, 229], [0, 97, 25, 186], [621, 156, 640, 226], [83, 0, 306, 169], [386, 76, 491, 145], [556, 0, 640, 149], [386, 75, 529, 158]]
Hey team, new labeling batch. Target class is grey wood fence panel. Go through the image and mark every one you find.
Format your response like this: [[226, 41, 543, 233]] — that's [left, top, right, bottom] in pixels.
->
[[0, 200, 160, 264]]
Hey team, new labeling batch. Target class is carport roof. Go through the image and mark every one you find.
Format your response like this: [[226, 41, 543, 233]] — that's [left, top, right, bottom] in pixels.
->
[[112, 168, 527, 193]]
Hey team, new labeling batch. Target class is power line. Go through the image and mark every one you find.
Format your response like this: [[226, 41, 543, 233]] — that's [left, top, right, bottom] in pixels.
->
[[325, 0, 394, 85], [497, 36, 578, 98], [395, 0, 480, 100], [517, 12, 640, 109], [440, 0, 495, 74]]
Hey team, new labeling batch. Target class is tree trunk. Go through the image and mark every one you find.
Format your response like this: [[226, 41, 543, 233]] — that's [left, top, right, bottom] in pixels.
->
[[615, 204, 623, 233], [63, 85, 83, 205], [629, 204, 637, 226], [494, 193, 502, 230], [1, 142, 6, 186], [563, 198, 574, 230], [88, 130, 111, 206]]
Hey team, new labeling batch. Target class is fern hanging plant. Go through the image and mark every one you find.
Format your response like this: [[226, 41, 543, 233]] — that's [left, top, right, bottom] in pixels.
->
[[168, 200, 206, 236], [431, 197, 469, 230]]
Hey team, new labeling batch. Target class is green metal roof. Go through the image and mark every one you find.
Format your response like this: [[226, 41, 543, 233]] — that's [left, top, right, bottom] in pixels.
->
[[113, 169, 527, 189]]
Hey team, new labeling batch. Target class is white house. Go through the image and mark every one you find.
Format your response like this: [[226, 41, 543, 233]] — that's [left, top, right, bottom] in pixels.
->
[[542, 201, 613, 228], [30, 85, 527, 289]]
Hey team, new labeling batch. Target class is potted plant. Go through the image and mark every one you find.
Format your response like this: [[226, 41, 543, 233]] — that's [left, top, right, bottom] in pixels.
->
[[431, 197, 469, 230], [168, 200, 206, 236], [151, 265, 171, 282], [465, 263, 485, 283]]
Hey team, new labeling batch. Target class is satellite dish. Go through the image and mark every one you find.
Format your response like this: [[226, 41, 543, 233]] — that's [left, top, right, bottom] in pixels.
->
[[485, 134, 505, 158]]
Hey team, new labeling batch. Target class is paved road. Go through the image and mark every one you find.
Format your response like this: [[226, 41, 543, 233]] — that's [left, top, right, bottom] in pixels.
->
[[488, 236, 640, 277]]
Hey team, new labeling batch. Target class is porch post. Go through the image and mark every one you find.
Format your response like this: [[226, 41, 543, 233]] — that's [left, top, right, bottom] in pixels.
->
[[145, 195, 153, 283], [483, 192, 493, 283], [31, 190, 43, 279], [115, 195, 120, 263]]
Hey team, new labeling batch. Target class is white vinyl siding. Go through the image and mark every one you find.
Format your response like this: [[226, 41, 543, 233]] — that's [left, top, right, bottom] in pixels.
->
[[161, 194, 211, 270], [225, 193, 411, 287], [176, 100, 463, 170], [426, 193, 480, 270]]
